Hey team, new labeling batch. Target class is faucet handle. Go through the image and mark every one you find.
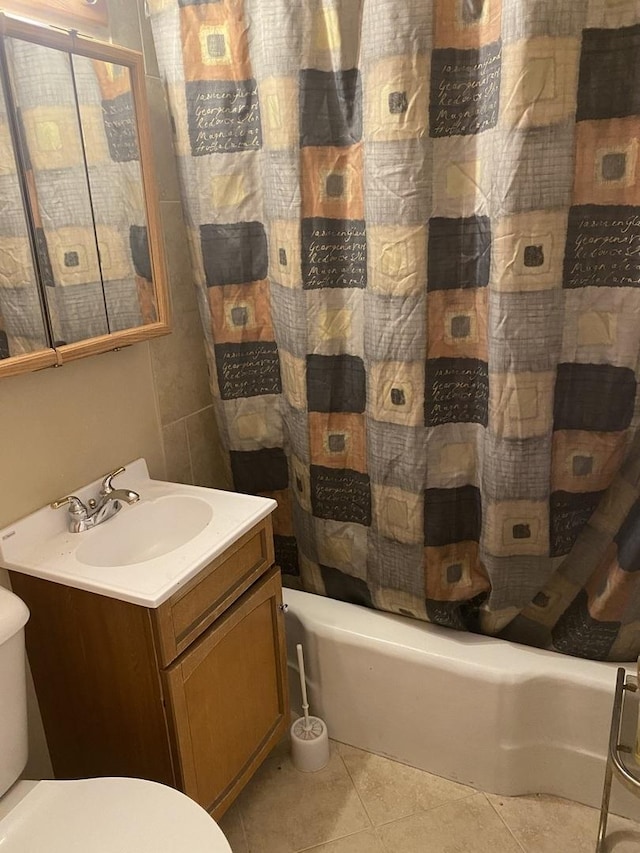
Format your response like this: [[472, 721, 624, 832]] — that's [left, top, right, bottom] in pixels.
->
[[50, 495, 88, 517], [100, 466, 126, 496]]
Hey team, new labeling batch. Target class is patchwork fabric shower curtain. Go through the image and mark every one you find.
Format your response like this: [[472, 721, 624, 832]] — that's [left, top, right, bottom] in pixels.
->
[[149, 0, 640, 660]]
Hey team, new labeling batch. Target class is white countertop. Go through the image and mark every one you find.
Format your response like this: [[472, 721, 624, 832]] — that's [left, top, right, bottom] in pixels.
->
[[0, 459, 276, 608]]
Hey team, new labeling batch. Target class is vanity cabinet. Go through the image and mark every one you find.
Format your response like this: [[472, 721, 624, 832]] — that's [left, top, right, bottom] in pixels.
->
[[9, 516, 289, 819]]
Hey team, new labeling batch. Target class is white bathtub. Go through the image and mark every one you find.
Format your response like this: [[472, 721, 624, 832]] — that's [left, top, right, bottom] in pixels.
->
[[283, 588, 640, 822]]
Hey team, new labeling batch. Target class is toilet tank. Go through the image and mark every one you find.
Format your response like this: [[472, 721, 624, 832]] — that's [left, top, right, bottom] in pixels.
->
[[0, 585, 30, 797]]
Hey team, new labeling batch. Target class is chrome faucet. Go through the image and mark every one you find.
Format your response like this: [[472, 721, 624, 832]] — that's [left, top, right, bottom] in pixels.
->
[[51, 466, 140, 533]]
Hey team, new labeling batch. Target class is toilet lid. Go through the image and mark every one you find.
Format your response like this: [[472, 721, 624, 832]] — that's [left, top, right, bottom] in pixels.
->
[[0, 778, 232, 853]]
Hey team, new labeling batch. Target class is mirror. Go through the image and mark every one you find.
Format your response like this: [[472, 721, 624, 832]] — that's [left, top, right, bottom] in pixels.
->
[[0, 44, 50, 361], [0, 16, 169, 377]]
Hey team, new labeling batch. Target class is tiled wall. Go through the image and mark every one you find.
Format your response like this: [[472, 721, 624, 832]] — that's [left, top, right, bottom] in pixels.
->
[[111, 0, 231, 490]]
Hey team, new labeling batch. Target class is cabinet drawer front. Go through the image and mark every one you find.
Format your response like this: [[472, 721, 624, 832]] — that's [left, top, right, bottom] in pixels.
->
[[153, 517, 274, 666], [162, 567, 289, 819]]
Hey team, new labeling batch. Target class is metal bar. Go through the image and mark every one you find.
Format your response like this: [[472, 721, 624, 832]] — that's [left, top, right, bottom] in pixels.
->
[[596, 668, 640, 852], [609, 678, 640, 796], [597, 668, 625, 852]]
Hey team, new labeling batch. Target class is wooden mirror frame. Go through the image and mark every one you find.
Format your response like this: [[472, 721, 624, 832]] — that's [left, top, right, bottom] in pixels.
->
[[0, 13, 171, 379]]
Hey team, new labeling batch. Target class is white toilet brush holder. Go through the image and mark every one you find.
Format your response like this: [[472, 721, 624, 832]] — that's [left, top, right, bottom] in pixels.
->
[[290, 643, 330, 772]]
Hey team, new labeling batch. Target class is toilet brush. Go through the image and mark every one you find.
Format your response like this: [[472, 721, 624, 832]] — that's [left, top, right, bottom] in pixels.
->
[[290, 643, 330, 772]]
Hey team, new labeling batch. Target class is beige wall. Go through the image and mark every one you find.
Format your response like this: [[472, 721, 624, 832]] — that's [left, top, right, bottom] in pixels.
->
[[0, 0, 230, 779], [0, 345, 165, 528]]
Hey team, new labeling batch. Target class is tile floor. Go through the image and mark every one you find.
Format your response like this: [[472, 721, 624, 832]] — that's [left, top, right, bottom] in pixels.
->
[[219, 739, 640, 853]]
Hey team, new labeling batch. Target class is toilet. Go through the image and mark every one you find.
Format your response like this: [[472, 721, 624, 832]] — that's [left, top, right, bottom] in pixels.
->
[[0, 586, 233, 852]]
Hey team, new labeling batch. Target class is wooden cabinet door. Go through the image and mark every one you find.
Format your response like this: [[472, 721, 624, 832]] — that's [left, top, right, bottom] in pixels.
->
[[162, 567, 289, 819]]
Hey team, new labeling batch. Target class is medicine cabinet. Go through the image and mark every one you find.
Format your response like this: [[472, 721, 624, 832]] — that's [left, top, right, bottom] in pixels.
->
[[0, 13, 170, 378]]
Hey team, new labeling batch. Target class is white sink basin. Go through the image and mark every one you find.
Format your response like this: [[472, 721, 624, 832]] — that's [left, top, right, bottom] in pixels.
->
[[75, 496, 213, 568], [0, 459, 276, 607]]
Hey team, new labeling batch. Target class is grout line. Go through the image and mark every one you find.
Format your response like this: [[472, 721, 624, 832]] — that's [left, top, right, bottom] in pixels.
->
[[292, 747, 373, 852], [230, 786, 246, 845], [161, 416, 193, 484], [368, 790, 482, 827], [380, 788, 480, 825], [233, 742, 372, 853], [373, 826, 390, 853], [162, 404, 213, 430], [184, 413, 195, 485], [161, 414, 185, 432], [141, 341, 170, 481], [220, 803, 250, 853], [483, 793, 528, 853], [295, 824, 381, 853], [372, 790, 486, 831], [295, 829, 371, 853], [335, 746, 377, 830], [236, 806, 250, 853], [337, 743, 412, 830], [336, 742, 479, 829]]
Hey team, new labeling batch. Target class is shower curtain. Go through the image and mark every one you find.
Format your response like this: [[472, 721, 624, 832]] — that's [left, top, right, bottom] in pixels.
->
[[149, 0, 640, 660]]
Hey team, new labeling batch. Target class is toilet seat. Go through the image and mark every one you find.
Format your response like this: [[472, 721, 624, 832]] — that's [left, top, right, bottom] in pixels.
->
[[0, 777, 232, 852]]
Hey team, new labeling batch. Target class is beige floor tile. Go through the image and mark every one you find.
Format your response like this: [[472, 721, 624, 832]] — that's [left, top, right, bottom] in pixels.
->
[[487, 792, 640, 853], [219, 803, 248, 853], [236, 741, 371, 853], [300, 829, 386, 853], [376, 793, 524, 853], [337, 742, 475, 826], [246, 739, 350, 789]]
